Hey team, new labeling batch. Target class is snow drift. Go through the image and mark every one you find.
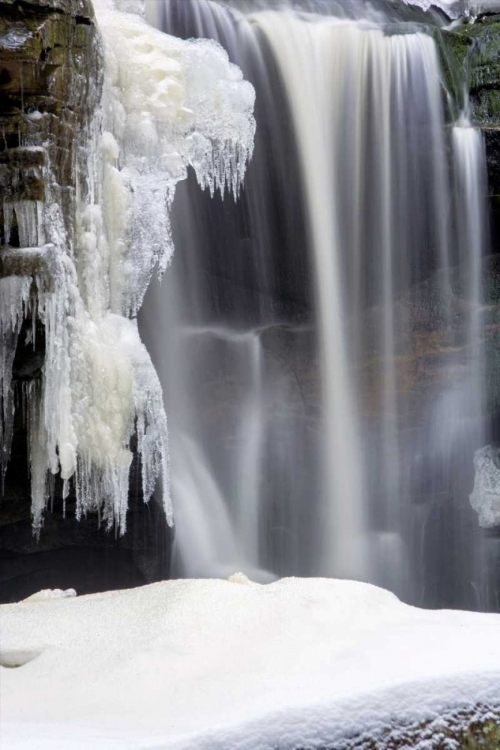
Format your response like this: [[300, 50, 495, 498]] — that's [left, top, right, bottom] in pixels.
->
[[1, 577, 499, 749]]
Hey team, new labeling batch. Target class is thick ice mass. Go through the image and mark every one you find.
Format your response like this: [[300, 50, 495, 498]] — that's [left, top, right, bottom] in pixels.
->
[[96, 0, 255, 314], [470, 445, 500, 527], [0, 0, 255, 533]]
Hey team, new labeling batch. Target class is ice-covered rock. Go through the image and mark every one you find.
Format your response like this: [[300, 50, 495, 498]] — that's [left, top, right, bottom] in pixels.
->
[[470, 445, 500, 527], [404, 0, 500, 17]]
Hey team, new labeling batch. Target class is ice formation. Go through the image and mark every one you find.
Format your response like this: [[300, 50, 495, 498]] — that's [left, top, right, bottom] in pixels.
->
[[403, 0, 500, 17], [0, 0, 255, 532], [0, 276, 32, 482], [470, 445, 500, 527], [402, 0, 461, 17]]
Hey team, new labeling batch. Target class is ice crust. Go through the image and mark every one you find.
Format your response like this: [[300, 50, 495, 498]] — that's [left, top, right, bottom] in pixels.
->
[[0, 1, 255, 532], [0, 577, 499, 749], [470, 445, 500, 527]]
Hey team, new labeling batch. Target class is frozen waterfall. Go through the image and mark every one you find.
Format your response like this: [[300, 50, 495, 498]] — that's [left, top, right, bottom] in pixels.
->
[[0, 0, 255, 533]]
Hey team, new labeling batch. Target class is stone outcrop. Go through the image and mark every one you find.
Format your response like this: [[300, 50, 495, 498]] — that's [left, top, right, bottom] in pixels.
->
[[0, 0, 100, 254]]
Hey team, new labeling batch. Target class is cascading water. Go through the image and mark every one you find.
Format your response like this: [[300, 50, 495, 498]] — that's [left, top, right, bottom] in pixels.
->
[[140, 0, 496, 608]]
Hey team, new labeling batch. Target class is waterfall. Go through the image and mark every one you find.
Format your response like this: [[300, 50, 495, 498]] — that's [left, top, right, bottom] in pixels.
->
[[140, 0, 491, 606]]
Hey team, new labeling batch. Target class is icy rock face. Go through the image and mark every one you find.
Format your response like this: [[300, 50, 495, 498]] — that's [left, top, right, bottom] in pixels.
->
[[0, 0, 255, 534], [470, 445, 500, 527]]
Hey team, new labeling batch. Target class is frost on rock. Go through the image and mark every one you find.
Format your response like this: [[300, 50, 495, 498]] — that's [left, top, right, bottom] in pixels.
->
[[470, 446, 500, 528], [1, 1, 255, 534]]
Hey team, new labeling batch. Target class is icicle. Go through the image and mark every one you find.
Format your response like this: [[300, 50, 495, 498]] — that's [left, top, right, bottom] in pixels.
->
[[0, 275, 32, 482], [2, 201, 45, 248], [25, 379, 49, 534]]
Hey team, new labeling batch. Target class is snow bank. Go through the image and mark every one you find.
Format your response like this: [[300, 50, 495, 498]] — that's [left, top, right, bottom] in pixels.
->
[[1, 577, 499, 749]]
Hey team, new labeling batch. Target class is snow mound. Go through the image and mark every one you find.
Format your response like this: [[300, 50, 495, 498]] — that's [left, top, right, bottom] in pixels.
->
[[22, 588, 77, 602], [1, 577, 499, 749]]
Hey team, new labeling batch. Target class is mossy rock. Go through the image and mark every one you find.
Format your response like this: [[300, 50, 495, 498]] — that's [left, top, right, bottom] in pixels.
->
[[475, 88, 500, 122], [438, 28, 473, 110], [456, 719, 500, 749], [304, 710, 500, 749], [469, 19, 500, 93], [438, 15, 500, 123], [482, 129, 500, 194]]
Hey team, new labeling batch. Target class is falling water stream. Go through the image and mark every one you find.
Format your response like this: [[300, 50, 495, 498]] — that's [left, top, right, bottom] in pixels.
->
[[140, 0, 495, 608]]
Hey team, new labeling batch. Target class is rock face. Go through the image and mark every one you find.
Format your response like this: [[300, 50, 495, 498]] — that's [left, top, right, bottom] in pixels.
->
[[443, 15, 500, 239], [0, 0, 171, 603], [0, 0, 99, 248]]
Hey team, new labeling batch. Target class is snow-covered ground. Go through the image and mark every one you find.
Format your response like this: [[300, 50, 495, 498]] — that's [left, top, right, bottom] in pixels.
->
[[1, 577, 499, 749]]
